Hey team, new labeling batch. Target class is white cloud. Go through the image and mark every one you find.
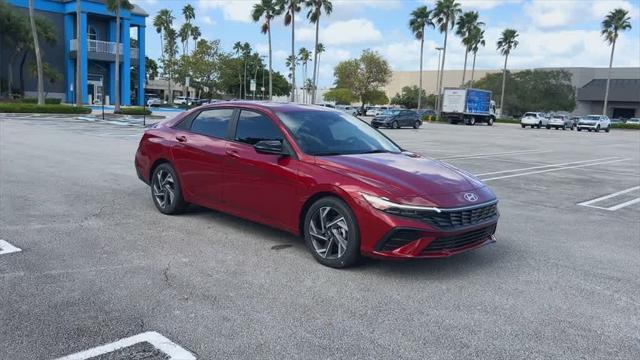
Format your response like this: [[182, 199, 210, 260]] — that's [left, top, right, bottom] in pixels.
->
[[457, 0, 522, 10], [197, 0, 253, 23], [298, 19, 382, 45], [201, 16, 215, 26], [524, 0, 640, 30], [590, 0, 640, 20]]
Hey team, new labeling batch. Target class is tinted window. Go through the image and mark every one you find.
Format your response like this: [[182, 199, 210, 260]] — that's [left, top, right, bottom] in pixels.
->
[[190, 109, 234, 138], [277, 110, 401, 156], [235, 110, 283, 145]]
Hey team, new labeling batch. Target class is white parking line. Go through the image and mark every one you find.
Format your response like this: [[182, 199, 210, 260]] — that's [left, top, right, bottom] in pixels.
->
[[480, 158, 630, 181], [437, 149, 550, 160], [578, 186, 640, 211], [0, 239, 22, 255], [475, 157, 622, 176], [55, 331, 195, 360]]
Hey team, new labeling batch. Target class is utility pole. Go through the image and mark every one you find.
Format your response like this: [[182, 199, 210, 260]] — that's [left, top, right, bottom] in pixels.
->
[[435, 47, 443, 114]]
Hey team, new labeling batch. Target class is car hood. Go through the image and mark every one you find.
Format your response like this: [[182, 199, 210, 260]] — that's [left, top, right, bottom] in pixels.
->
[[316, 152, 489, 201]]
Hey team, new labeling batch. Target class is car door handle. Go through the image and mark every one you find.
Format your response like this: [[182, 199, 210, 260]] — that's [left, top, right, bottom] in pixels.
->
[[176, 135, 187, 143], [226, 149, 240, 158]]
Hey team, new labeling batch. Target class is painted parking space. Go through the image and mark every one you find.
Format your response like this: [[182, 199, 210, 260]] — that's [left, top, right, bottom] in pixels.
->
[[578, 186, 640, 211], [55, 332, 195, 360], [0, 239, 22, 255]]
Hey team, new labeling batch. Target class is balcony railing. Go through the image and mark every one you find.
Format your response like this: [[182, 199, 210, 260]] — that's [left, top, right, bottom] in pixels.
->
[[70, 39, 139, 59]]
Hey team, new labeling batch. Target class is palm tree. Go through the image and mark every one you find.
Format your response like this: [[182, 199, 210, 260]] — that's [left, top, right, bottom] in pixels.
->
[[409, 5, 434, 109], [456, 11, 483, 87], [153, 9, 173, 66], [179, 23, 192, 56], [298, 47, 311, 103], [279, 0, 301, 102], [314, 42, 325, 93], [431, 0, 462, 114], [601, 8, 632, 116], [106, 0, 133, 112], [252, 0, 281, 100], [164, 27, 178, 103], [305, 0, 332, 104], [241, 42, 252, 99], [75, 0, 81, 105], [285, 54, 298, 96], [190, 26, 201, 54], [468, 26, 485, 85], [496, 28, 519, 116], [232, 41, 244, 97], [28, 0, 44, 105]]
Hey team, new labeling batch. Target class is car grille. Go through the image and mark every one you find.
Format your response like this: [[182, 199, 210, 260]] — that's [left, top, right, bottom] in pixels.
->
[[421, 225, 496, 254], [378, 229, 423, 251], [419, 202, 498, 230]]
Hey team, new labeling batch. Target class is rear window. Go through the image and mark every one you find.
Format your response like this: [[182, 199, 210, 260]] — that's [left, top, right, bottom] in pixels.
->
[[523, 112, 537, 117]]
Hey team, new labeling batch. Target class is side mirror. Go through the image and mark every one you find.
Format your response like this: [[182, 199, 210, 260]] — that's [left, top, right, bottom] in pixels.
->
[[254, 140, 287, 155]]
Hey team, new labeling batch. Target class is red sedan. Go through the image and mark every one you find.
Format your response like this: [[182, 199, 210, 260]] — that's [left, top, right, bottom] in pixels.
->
[[135, 102, 499, 268]]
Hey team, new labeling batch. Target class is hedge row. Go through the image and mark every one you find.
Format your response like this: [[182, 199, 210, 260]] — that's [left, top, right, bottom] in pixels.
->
[[19, 98, 63, 105], [114, 106, 152, 115], [0, 103, 92, 114], [611, 123, 640, 130]]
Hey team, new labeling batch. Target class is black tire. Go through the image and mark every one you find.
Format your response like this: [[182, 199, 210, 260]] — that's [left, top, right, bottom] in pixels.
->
[[469, 117, 476, 126], [487, 117, 494, 126], [151, 163, 188, 214], [391, 121, 399, 129], [578, 127, 582, 131], [372, 124, 379, 129], [562, 125, 566, 130], [537, 122, 541, 129], [595, 125, 600, 133], [413, 120, 421, 129], [546, 125, 551, 129], [571, 124, 575, 130], [303, 197, 360, 268], [605, 126, 610, 133], [588, 129, 592, 132], [521, 124, 525, 128]]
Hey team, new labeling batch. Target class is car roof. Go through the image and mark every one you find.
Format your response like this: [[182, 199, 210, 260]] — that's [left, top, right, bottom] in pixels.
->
[[201, 101, 339, 113]]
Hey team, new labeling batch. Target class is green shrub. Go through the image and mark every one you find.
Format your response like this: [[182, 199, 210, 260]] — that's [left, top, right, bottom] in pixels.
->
[[496, 118, 520, 124], [20, 98, 63, 105], [0, 103, 91, 114], [612, 123, 640, 130], [114, 106, 152, 115]]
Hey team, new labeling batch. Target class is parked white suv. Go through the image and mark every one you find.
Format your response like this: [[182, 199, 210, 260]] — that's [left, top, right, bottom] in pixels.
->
[[577, 115, 611, 133], [520, 112, 547, 128]]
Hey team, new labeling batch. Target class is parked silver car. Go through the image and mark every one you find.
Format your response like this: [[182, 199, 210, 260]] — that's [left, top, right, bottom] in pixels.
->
[[520, 112, 547, 128], [547, 114, 575, 130], [577, 115, 611, 133]]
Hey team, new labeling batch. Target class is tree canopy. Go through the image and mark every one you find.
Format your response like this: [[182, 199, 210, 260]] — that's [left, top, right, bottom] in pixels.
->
[[333, 49, 391, 109], [473, 70, 576, 116], [390, 86, 428, 109]]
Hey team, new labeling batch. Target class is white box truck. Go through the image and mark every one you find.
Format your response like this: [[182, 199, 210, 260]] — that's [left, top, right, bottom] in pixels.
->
[[441, 88, 497, 126]]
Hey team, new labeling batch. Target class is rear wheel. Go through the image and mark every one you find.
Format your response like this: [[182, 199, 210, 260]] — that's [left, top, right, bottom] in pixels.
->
[[595, 125, 600, 132], [605, 126, 610, 133], [577, 127, 582, 131], [546, 125, 551, 129], [537, 122, 541, 129], [413, 120, 421, 129], [562, 125, 566, 130], [304, 197, 360, 268], [151, 163, 187, 214], [521, 124, 526, 128], [469, 117, 476, 126], [391, 121, 399, 129]]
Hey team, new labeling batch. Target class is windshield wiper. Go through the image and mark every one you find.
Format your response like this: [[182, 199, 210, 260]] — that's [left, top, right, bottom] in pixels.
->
[[359, 149, 392, 154]]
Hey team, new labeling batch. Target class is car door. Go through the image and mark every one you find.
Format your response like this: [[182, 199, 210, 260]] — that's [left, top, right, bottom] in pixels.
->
[[222, 109, 301, 228], [171, 108, 235, 206]]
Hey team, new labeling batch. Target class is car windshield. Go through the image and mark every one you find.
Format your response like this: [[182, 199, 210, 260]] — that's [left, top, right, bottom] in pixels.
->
[[382, 110, 401, 115], [523, 112, 537, 117], [277, 110, 402, 156], [586, 115, 600, 120]]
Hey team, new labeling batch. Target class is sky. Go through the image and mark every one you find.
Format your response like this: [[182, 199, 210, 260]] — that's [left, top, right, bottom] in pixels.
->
[[136, 0, 640, 88]]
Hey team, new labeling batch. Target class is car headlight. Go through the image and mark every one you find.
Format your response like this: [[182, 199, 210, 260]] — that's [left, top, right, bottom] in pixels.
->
[[361, 193, 441, 217]]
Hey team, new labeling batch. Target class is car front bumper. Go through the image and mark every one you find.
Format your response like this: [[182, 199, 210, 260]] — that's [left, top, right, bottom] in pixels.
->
[[351, 193, 499, 259], [371, 119, 391, 127], [578, 123, 598, 128]]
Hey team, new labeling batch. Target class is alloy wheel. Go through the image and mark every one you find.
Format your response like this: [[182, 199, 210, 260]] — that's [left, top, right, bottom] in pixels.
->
[[152, 169, 176, 209], [308, 206, 349, 259]]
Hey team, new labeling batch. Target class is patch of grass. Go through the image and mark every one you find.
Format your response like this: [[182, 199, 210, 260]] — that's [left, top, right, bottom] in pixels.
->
[[0, 103, 91, 114], [114, 106, 152, 115], [611, 123, 640, 130], [496, 118, 520, 124]]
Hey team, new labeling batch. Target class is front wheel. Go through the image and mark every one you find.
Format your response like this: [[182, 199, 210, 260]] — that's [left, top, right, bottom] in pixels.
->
[[487, 117, 494, 126], [595, 125, 600, 133], [391, 121, 400, 129], [521, 124, 526, 128], [304, 197, 360, 268], [151, 163, 188, 214], [413, 120, 421, 129], [578, 127, 582, 131], [537, 122, 542, 129], [605, 126, 610, 133]]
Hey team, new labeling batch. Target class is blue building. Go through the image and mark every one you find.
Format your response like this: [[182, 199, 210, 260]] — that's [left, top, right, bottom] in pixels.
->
[[5, 0, 147, 105]]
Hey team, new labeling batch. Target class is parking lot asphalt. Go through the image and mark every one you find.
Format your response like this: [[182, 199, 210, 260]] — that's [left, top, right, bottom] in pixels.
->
[[1, 115, 639, 359]]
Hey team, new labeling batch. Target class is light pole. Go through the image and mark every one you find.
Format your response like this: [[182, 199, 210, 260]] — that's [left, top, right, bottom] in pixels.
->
[[435, 47, 444, 114], [253, 55, 267, 100]]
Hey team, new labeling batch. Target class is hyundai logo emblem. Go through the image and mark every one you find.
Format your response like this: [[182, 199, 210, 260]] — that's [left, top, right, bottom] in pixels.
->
[[464, 193, 479, 202]]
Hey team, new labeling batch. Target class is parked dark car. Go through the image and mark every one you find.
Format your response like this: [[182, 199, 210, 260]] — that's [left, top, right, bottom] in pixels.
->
[[371, 109, 422, 129], [135, 102, 499, 268]]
